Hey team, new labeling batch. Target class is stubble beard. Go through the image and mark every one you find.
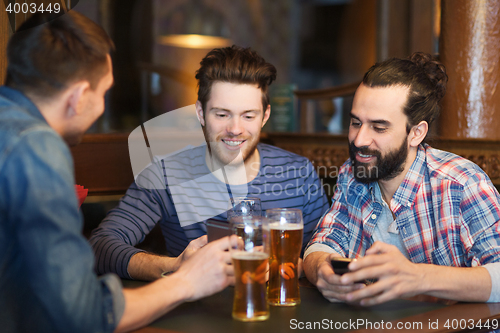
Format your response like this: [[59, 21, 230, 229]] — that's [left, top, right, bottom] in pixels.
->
[[203, 127, 259, 169]]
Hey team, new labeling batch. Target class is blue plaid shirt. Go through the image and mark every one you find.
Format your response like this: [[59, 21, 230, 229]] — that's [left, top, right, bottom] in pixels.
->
[[306, 144, 500, 301]]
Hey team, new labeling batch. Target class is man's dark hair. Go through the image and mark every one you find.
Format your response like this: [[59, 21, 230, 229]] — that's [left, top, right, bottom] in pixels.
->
[[195, 45, 277, 114], [362, 52, 448, 134], [5, 11, 114, 98]]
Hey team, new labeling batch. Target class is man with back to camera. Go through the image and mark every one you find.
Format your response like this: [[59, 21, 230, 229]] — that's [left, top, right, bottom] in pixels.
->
[[0, 11, 235, 333], [303, 52, 500, 305], [89, 45, 329, 281]]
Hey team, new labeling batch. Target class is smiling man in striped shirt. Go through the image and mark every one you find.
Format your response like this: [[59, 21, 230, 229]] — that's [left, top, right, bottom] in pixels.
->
[[304, 52, 500, 305], [90, 46, 329, 281]]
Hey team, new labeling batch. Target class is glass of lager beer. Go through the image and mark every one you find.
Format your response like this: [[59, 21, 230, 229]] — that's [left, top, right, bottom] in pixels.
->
[[227, 197, 262, 221], [266, 208, 303, 306], [230, 215, 270, 321]]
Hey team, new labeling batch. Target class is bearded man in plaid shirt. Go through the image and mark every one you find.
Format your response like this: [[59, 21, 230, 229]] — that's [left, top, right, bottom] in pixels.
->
[[304, 52, 500, 306]]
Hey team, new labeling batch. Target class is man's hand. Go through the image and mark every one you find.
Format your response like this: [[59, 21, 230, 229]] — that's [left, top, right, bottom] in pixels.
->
[[270, 261, 296, 280], [174, 235, 208, 270], [174, 236, 235, 301], [339, 242, 423, 306], [304, 251, 364, 302], [242, 260, 267, 284], [306, 242, 493, 306], [117, 236, 235, 332], [128, 235, 209, 281]]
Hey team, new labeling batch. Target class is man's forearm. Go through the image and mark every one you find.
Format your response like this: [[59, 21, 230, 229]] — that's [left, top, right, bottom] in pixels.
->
[[303, 251, 331, 285], [128, 252, 179, 281], [420, 264, 491, 302], [115, 274, 191, 332]]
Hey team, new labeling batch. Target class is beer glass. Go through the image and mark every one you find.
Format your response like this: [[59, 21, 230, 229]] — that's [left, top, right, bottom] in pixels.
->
[[230, 215, 270, 321], [227, 197, 261, 221], [266, 208, 303, 306]]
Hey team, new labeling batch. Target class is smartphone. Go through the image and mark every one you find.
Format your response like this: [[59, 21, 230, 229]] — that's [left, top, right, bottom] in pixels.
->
[[206, 218, 230, 242], [330, 257, 353, 275]]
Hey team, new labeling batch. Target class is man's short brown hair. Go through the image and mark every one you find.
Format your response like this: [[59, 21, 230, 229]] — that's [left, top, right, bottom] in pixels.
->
[[5, 11, 114, 98], [195, 45, 277, 114]]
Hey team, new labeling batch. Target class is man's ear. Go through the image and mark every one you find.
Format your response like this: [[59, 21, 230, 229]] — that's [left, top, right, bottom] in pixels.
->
[[195, 100, 205, 126], [262, 104, 271, 128], [409, 121, 428, 147], [66, 81, 90, 118]]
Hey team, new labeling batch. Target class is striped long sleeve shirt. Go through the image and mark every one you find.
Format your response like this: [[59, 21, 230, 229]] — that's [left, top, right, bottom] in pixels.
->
[[90, 143, 329, 278]]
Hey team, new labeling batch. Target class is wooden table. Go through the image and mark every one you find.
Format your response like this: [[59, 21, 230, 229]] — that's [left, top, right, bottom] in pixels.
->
[[124, 278, 500, 333]]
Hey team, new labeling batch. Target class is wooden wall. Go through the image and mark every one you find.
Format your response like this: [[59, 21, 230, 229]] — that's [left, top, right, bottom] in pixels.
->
[[377, 0, 437, 60], [440, 0, 500, 140], [0, 1, 10, 84]]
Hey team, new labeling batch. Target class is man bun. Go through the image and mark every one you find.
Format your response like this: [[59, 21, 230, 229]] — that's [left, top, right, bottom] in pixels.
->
[[409, 52, 448, 101]]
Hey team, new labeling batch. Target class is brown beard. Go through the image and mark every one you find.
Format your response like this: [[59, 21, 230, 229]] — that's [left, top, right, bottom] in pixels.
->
[[349, 136, 408, 183]]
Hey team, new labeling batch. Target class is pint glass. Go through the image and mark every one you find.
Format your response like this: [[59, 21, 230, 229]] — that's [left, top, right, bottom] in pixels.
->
[[230, 216, 270, 321], [266, 208, 303, 306], [227, 197, 262, 221]]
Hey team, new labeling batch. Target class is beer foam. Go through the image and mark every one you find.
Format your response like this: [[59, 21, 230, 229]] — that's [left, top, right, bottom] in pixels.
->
[[231, 251, 268, 260], [269, 222, 303, 230]]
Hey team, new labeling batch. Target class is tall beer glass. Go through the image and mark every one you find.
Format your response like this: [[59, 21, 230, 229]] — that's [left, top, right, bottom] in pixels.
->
[[227, 197, 261, 221], [230, 216, 270, 321], [266, 208, 303, 306]]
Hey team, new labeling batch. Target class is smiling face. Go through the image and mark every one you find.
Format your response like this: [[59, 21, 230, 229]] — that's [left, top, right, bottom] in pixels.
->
[[348, 83, 411, 183], [196, 81, 270, 168]]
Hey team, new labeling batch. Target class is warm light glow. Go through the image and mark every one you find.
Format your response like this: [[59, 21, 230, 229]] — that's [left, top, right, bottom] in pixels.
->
[[433, 0, 441, 41], [157, 34, 232, 49]]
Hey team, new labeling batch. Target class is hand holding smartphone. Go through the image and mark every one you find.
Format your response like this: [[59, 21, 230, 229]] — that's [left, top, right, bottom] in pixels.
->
[[330, 257, 354, 275], [331, 257, 376, 284]]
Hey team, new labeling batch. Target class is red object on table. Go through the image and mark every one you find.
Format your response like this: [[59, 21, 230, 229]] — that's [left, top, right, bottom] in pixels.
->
[[74, 185, 88, 207]]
